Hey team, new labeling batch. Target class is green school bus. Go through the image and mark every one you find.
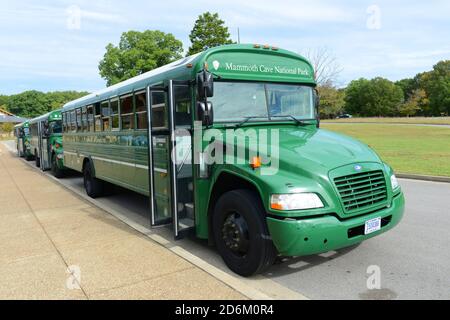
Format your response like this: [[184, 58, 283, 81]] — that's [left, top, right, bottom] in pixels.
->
[[29, 110, 65, 177], [14, 121, 32, 160], [61, 44, 405, 276]]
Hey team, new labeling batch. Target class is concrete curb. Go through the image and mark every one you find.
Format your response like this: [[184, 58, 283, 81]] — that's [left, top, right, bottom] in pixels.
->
[[397, 173, 450, 183]]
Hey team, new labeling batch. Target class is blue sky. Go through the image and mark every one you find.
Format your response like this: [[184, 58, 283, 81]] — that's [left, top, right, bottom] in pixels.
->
[[0, 0, 449, 94]]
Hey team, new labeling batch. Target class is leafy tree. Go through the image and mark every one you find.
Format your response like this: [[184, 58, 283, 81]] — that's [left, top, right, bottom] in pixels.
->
[[317, 85, 345, 118], [0, 95, 8, 109], [398, 89, 428, 117], [395, 78, 417, 101], [345, 78, 404, 117], [421, 60, 450, 116], [99, 30, 184, 86], [188, 12, 233, 56], [1, 123, 14, 135], [7, 91, 88, 118]]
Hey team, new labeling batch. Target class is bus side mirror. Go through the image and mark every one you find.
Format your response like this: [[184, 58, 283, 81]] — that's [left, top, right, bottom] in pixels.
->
[[197, 101, 214, 127], [197, 70, 214, 99]]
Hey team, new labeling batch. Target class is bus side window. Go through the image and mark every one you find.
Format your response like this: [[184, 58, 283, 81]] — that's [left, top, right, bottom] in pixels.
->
[[76, 108, 82, 132], [120, 94, 134, 130], [101, 101, 111, 131], [82, 107, 88, 132], [110, 99, 120, 131], [94, 103, 101, 132], [174, 85, 192, 127], [70, 111, 76, 132], [87, 106, 94, 132], [151, 91, 168, 129], [62, 113, 66, 133], [135, 91, 148, 130]]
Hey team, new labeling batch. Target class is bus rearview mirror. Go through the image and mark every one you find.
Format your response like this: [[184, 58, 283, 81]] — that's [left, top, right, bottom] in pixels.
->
[[197, 70, 214, 99], [197, 101, 214, 127]]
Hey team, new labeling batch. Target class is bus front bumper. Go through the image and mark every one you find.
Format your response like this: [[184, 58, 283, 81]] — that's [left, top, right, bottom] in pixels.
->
[[266, 192, 405, 257]]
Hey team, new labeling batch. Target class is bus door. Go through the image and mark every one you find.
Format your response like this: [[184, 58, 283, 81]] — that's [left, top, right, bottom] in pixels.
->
[[147, 81, 195, 239], [148, 85, 173, 227], [17, 129, 24, 157], [38, 121, 51, 171], [169, 80, 195, 239]]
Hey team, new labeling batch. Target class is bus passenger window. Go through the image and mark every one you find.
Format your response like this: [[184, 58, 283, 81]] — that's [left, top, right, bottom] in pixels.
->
[[62, 113, 66, 133], [101, 101, 110, 131], [76, 108, 82, 132], [174, 86, 191, 127], [111, 99, 120, 131], [135, 91, 148, 130], [82, 107, 88, 132], [94, 103, 101, 132], [151, 91, 168, 129], [120, 94, 134, 130], [70, 111, 76, 132], [87, 106, 94, 132]]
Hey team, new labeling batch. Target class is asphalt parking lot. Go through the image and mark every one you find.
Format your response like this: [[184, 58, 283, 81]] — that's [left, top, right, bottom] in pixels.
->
[[2, 140, 450, 299]]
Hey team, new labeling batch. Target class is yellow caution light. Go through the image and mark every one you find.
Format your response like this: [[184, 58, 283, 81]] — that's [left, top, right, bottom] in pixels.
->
[[250, 157, 262, 169]]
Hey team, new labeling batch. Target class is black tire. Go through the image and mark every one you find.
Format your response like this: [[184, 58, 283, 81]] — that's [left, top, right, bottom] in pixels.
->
[[83, 161, 104, 198], [212, 189, 277, 277], [35, 152, 40, 168], [25, 153, 33, 161], [51, 153, 64, 178]]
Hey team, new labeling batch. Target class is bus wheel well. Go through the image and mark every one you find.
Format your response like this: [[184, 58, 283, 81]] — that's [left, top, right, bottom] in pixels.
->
[[207, 172, 263, 246]]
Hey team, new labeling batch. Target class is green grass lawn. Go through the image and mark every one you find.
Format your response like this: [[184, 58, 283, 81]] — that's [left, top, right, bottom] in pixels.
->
[[322, 123, 450, 177], [323, 117, 450, 125]]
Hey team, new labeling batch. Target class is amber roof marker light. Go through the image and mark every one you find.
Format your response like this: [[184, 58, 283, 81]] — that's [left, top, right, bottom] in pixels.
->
[[250, 157, 262, 170], [253, 44, 261, 49]]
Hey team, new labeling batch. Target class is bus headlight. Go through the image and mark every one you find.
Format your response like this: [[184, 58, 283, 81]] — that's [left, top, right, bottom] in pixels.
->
[[271, 193, 324, 211], [391, 175, 399, 190]]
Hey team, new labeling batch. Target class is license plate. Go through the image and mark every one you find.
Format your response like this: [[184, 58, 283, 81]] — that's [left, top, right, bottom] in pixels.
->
[[365, 217, 382, 235]]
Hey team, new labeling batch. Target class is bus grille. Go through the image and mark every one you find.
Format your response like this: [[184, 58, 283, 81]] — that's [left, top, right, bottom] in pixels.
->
[[334, 170, 388, 213]]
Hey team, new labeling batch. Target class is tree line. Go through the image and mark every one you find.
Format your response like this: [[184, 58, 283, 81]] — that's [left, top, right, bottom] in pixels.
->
[[1, 11, 448, 119], [1, 91, 89, 119], [314, 58, 449, 119]]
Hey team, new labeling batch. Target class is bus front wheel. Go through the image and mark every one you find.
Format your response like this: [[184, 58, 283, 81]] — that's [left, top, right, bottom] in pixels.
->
[[213, 189, 277, 277], [83, 162, 104, 198]]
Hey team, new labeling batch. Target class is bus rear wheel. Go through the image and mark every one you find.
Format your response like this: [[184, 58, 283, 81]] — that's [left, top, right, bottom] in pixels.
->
[[213, 189, 277, 277], [83, 162, 104, 198], [51, 153, 64, 178]]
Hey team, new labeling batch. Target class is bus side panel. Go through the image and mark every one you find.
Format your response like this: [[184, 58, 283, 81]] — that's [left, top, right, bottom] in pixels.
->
[[134, 130, 150, 195]]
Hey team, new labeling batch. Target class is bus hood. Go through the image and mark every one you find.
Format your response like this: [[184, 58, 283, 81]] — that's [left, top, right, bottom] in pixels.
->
[[251, 126, 382, 174]]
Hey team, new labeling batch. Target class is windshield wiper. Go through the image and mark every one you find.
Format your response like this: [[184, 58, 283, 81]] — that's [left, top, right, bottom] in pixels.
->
[[270, 115, 314, 126], [233, 116, 268, 128]]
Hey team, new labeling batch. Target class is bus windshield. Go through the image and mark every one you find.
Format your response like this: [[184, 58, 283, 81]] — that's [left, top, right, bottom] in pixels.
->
[[50, 121, 62, 134], [210, 82, 316, 123]]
